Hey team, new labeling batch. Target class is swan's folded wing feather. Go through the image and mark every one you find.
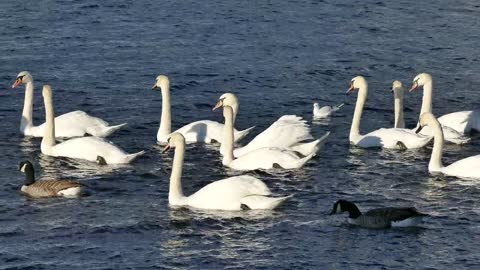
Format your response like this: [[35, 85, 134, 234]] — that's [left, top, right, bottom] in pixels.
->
[[443, 154, 480, 178]]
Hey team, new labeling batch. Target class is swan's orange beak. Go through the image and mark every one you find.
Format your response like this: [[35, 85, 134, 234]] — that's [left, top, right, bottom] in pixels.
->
[[212, 100, 223, 111], [162, 144, 171, 153], [409, 82, 418, 92], [346, 83, 355, 95], [12, 78, 22, 88], [151, 83, 159, 90]]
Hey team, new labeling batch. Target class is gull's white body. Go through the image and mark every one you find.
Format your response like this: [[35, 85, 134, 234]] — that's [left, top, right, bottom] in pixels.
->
[[420, 112, 480, 179], [313, 103, 344, 118], [14, 72, 126, 138], [41, 85, 144, 164], [153, 76, 254, 144], [221, 106, 329, 171], [348, 76, 432, 149], [167, 133, 291, 210]]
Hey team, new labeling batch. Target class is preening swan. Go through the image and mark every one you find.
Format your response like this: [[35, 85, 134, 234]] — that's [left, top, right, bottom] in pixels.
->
[[330, 200, 427, 229], [410, 73, 480, 135], [390, 80, 469, 144], [40, 85, 144, 164], [220, 106, 330, 170], [151, 76, 254, 144], [12, 71, 126, 138], [164, 132, 292, 210], [416, 112, 480, 179], [347, 76, 432, 149], [19, 160, 82, 198], [214, 93, 316, 157], [313, 103, 344, 119]]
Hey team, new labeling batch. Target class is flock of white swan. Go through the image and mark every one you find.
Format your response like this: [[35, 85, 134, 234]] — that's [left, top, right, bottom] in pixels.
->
[[13, 71, 480, 228]]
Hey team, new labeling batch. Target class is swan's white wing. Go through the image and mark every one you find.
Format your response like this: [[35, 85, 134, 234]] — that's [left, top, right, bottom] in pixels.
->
[[234, 115, 312, 157], [174, 120, 246, 143], [185, 175, 272, 210], [356, 128, 431, 149], [419, 125, 470, 144], [33, 111, 112, 137], [442, 155, 480, 179], [50, 137, 128, 163], [229, 147, 306, 170], [438, 111, 473, 134]]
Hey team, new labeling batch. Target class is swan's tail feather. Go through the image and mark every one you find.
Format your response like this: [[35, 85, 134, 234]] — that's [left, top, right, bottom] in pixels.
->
[[124, 150, 145, 163], [289, 131, 330, 156], [89, 123, 128, 137], [241, 194, 293, 210], [446, 135, 471, 145], [234, 126, 256, 142]]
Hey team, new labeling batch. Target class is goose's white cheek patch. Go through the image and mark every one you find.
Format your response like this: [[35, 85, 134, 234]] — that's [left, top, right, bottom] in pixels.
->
[[20, 164, 27, 173]]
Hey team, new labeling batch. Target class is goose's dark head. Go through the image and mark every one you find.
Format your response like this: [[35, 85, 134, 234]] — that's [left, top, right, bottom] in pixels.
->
[[96, 156, 107, 165], [19, 160, 35, 185], [330, 199, 362, 218]]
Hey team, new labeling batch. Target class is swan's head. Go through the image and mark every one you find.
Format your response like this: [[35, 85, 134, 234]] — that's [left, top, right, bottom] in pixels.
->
[[213, 93, 238, 111], [410, 73, 432, 92], [391, 80, 404, 94], [42, 85, 53, 101], [347, 76, 367, 95], [416, 112, 437, 133], [162, 132, 185, 152], [313, 102, 320, 109], [152, 75, 170, 91], [12, 71, 32, 88]]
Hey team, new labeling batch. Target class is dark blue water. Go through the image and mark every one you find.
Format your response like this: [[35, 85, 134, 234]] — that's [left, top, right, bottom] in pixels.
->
[[1, 0, 480, 269]]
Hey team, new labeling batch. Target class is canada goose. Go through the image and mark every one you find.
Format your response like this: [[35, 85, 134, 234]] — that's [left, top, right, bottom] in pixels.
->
[[330, 200, 427, 229], [96, 156, 107, 165], [19, 161, 82, 198]]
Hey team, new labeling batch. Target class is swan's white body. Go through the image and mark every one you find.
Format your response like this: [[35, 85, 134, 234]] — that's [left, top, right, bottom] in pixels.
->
[[41, 85, 144, 164], [152, 76, 254, 144], [221, 106, 329, 171], [411, 73, 480, 135], [313, 103, 344, 119], [231, 115, 314, 157], [390, 80, 469, 144], [166, 133, 291, 210], [348, 76, 432, 149], [12, 72, 126, 138], [419, 113, 480, 179]]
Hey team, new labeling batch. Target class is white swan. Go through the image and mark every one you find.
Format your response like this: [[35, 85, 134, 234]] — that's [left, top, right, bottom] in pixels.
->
[[151, 76, 254, 144], [40, 85, 145, 164], [214, 93, 316, 157], [313, 103, 344, 119], [164, 132, 292, 210], [347, 76, 432, 149], [220, 106, 329, 170], [12, 71, 126, 138], [391, 80, 469, 144], [410, 73, 480, 134], [416, 112, 480, 179]]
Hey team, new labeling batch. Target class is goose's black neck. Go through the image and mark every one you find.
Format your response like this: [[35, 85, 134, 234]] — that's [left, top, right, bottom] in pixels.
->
[[343, 200, 362, 219], [24, 166, 35, 186]]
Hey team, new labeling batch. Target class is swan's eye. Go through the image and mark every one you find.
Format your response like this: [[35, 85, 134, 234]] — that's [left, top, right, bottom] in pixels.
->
[[17, 75, 24, 81]]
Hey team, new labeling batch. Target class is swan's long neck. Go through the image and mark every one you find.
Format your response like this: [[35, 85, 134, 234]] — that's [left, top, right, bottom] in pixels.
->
[[159, 84, 172, 138], [169, 142, 185, 204], [21, 82, 34, 132], [420, 81, 433, 115], [428, 117, 444, 172], [394, 89, 405, 129], [41, 93, 56, 151], [222, 107, 235, 165], [350, 85, 368, 142]]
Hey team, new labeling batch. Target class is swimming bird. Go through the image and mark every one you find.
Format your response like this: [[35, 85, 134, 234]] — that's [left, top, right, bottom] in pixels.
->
[[163, 132, 292, 210], [313, 103, 344, 119], [18, 161, 82, 198], [151, 76, 254, 144], [330, 200, 427, 229], [416, 112, 480, 179], [40, 85, 144, 164], [12, 71, 126, 138]]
